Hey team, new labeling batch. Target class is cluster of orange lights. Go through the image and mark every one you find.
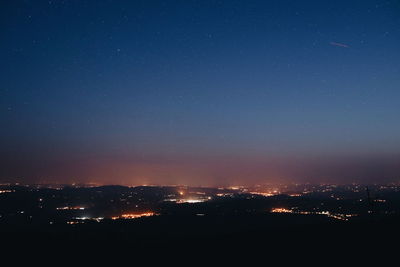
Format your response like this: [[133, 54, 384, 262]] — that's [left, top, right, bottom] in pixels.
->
[[111, 212, 155, 220], [271, 208, 293, 213]]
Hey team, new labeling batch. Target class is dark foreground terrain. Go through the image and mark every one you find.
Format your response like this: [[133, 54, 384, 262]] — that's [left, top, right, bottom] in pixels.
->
[[1, 184, 399, 262], [2, 213, 399, 263]]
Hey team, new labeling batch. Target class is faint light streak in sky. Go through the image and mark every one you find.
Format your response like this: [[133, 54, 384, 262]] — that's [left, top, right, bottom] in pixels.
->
[[330, 42, 349, 48]]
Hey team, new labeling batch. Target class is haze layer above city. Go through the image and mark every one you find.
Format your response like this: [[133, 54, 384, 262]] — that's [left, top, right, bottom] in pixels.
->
[[1, 0, 399, 186]]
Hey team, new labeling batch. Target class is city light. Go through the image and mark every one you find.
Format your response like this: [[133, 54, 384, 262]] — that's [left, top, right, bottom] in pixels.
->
[[271, 208, 293, 213], [56, 206, 86, 210], [0, 190, 14, 194], [176, 198, 208, 203], [112, 212, 156, 220]]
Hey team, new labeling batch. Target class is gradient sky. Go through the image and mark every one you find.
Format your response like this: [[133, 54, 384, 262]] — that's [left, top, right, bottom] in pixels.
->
[[1, 0, 400, 186]]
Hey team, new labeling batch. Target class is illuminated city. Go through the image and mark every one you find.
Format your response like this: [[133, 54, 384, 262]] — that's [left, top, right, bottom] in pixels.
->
[[1, 182, 399, 224], [1, 0, 399, 260]]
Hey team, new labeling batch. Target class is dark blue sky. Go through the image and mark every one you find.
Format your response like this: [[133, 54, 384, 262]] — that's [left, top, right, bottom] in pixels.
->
[[1, 0, 399, 185]]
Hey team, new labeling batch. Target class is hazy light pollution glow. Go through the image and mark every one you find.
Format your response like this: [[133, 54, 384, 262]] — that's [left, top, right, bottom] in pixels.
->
[[1, 0, 399, 186]]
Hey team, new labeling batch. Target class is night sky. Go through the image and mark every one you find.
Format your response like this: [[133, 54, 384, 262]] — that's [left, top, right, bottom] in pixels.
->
[[1, 0, 399, 186]]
